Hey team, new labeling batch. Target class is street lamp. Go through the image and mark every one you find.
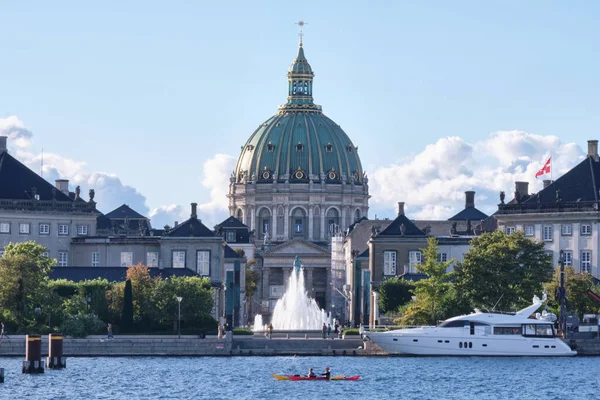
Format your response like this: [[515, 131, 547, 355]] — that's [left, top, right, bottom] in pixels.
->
[[176, 296, 183, 339], [558, 250, 567, 338]]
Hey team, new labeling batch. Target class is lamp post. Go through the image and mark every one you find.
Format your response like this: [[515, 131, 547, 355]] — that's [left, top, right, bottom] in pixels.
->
[[176, 296, 183, 339], [558, 250, 567, 338]]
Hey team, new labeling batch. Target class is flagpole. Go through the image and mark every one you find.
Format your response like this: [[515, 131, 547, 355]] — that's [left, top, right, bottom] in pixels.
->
[[550, 152, 552, 182]]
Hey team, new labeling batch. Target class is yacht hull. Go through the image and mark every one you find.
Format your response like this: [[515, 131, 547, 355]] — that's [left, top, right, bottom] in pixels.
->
[[366, 331, 576, 356]]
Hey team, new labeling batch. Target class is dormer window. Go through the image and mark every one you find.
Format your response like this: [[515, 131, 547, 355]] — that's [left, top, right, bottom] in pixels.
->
[[246, 145, 254, 151], [347, 145, 353, 153], [267, 143, 275, 152], [327, 169, 338, 181], [325, 143, 333, 153], [296, 143, 304, 152], [293, 168, 306, 180], [261, 168, 272, 180]]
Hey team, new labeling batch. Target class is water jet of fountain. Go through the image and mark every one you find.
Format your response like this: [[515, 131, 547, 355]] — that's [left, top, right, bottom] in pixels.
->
[[252, 314, 264, 332]]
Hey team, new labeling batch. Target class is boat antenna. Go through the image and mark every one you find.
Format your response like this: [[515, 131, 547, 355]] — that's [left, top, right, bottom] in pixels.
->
[[491, 294, 504, 312]]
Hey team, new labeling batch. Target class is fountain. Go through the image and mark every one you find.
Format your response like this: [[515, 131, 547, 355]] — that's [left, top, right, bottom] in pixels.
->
[[252, 314, 264, 332], [269, 256, 330, 330]]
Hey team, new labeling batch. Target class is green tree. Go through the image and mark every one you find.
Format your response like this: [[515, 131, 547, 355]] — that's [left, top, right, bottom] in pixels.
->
[[454, 230, 553, 311], [544, 267, 600, 318], [245, 260, 260, 299], [3, 241, 55, 271], [121, 279, 134, 333], [125, 264, 158, 325], [378, 277, 414, 314]]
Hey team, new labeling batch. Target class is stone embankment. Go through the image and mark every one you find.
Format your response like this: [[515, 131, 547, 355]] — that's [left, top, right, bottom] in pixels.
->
[[0, 335, 373, 357], [567, 338, 600, 355]]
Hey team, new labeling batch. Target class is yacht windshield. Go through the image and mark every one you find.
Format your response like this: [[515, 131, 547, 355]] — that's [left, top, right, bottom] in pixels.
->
[[522, 324, 554, 337]]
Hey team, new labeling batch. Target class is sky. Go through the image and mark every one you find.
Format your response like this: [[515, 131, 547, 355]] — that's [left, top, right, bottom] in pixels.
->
[[1, 1, 599, 227]]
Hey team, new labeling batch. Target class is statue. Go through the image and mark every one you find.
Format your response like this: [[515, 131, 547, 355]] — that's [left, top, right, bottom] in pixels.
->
[[263, 231, 270, 245], [74, 185, 81, 200], [89, 188, 95, 201], [466, 219, 472, 234], [399, 223, 406, 236], [450, 221, 457, 235], [293, 256, 302, 276], [499, 191, 505, 204]]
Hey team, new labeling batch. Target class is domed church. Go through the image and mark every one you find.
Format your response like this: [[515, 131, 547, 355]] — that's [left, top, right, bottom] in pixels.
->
[[228, 36, 370, 245]]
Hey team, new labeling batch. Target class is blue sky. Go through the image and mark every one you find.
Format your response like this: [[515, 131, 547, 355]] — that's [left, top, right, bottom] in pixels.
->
[[1, 1, 599, 226]]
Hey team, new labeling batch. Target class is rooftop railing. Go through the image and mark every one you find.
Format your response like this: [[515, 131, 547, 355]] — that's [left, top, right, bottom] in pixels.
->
[[496, 200, 600, 215], [0, 198, 97, 213]]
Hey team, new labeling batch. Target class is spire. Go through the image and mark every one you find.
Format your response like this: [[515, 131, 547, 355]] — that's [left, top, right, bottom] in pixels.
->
[[278, 22, 322, 114]]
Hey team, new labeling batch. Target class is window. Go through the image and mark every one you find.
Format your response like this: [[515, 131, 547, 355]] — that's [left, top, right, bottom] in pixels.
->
[[524, 225, 534, 237], [19, 223, 30, 234], [325, 143, 332, 153], [58, 252, 68, 267], [504, 226, 515, 234], [92, 252, 99, 267], [39, 224, 50, 235], [347, 145, 353, 153], [58, 224, 69, 235], [197, 251, 210, 276], [383, 251, 397, 276], [295, 219, 303, 233], [493, 326, 521, 335], [581, 251, 591, 273], [409, 251, 422, 273], [120, 252, 133, 267], [562, 251, 572, 266], [561, 224, 572, 236], [42, 252, 49, 257], [262, 220, 270, 235], [439, 253, 447, 262], [225, 231, 236, 242], [296, 143, 304, 152], [147, 252, 158, 268], [542, 225, 553, 241], [172, 251, 186, 268], [0, 222, 10, 233], [266, 143, 275, 152], [581, 224, 592, 235], [0, 250, 4, 258], [77, 225, 88, 236]]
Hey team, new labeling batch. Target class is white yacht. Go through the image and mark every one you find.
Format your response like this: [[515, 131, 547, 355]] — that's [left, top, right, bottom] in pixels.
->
[[365, 295, 576, 356]]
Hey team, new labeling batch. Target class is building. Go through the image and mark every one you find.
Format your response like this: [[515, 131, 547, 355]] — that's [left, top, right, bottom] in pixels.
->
[[227, 36, 370, 321], [495, 139, 600, 279]]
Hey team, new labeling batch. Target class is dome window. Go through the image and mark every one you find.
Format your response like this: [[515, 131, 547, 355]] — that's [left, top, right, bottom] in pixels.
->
[[296, 143, 304, 152], [293, 168, 306, 180], [325, 143, 333, 153], [267, 143, 275, 152], [347, 145, 353, 153], [327, 168, 338, 181], [261, 168, 272, 180], [246, 145, 254, 151]]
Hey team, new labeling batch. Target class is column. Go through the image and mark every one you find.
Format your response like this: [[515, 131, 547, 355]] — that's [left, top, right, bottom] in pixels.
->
[[250, 207, 256, 233], [341, 206, 347, 231], [284, 205, 290, 240], [308, 206, 314, 241], [325, 266, 332, 312], [320, 209, 326, 241], [272, 209, 278, 241], [262, 267, 270, 306]]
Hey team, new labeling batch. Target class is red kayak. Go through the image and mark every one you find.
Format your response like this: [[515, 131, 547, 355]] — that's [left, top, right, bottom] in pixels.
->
[[272, 374, 360, 381]]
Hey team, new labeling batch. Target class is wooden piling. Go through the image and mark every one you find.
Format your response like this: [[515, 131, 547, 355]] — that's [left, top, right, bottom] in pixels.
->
[[47, 333, 66, 369], [22, 334, 44, 374], [0, 367, 4, 383]]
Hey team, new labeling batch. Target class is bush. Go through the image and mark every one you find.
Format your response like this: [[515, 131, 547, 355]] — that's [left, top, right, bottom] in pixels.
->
[[342, 328, 360, 336], [233, 327, 254, 335], [60, 313, 106, 338]]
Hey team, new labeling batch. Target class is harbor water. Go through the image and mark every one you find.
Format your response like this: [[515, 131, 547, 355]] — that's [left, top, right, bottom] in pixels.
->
[[0, 356, 597, 399]]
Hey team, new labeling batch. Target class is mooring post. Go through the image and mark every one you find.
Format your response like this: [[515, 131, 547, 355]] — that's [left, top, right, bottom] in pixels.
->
[[23, 334, 44, 374], [0, 367, 4, 383], [47, 333, 66, 369]]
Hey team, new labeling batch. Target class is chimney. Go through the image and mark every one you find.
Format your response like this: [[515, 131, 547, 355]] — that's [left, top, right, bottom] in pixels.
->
[[174, 221, 179, 227], [588, 140, 599, 162], [0, 136, 6, 153], [397, 202, 405, 216], [465, 191, 475, 209], [543, 179, 552, 189], [55, 179, 69, 196], [515, 181, 529, 198], [191, 202, 198, 219]]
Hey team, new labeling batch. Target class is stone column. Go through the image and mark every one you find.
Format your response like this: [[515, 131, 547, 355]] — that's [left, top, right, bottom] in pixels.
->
[[244, 205, 249, 227], [284, 205, 290, 240], [325, 266, 332, 312], [341, 206, 347, 231], [308, 206, 314, 241], [262, 267, 270, 309], [320, 209, 326, 241], [272, 209, 278, 241], [250, 207, 256, 234]]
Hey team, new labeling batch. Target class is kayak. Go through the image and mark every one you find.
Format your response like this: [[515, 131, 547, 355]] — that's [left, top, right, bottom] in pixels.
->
[[271, 374, 360, 381]]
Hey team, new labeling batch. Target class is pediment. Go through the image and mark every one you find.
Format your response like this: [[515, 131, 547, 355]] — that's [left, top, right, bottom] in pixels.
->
[[263, 239, 330, 256]]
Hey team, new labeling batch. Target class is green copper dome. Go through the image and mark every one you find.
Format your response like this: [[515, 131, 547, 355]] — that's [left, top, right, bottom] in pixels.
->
[[235, 41, 364, 185]]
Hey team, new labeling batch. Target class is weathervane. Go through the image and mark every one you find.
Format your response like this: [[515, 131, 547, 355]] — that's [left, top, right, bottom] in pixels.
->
[[295, 20, 307, 45]]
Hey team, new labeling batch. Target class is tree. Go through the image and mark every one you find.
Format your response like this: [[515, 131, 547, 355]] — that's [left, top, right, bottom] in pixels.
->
[[126, 264, 158, 325], [0, 241, 54, 331], [454, 230, 553, 311], [121, 279, 134, 333], [544, 267, 600, 318], [245, 260, 260, 299], [378, 277, 413, 314], [408, 238, 454, 325]]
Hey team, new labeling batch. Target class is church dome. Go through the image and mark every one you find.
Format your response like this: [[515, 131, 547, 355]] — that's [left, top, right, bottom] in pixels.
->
[[234, 41, 364, 185]]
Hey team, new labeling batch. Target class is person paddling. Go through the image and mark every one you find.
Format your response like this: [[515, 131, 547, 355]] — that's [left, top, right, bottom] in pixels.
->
[[307, 368, 316, 378], [322, 367, 331, 380]]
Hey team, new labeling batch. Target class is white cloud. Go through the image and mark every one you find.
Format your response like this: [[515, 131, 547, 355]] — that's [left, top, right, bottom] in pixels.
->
[[369, 130, 586, 220], [1, 116, 234, 228]]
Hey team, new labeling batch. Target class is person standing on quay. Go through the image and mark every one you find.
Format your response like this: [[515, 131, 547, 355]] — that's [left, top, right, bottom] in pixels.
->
[[0, 322, 9, 341], [322, 323, 327, 339], [107, 323, 113, 339], [327, 324, 332, 339], [267, 323, 273, 339]]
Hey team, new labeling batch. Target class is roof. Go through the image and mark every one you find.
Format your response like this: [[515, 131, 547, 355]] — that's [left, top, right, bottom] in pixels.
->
[[448, 207, 488, 221], [377, 214, 426, 237], [216, 216, 249, 229], [0, 150, 72, 202], [345, 218, 393, 255], [164, 217, 216, 238], [224, 245, 242, 259], [49, 267, 198, 282], [104, 204, 147, 220]]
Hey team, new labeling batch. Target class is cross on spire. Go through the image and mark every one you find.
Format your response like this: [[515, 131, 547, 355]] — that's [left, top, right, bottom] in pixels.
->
[[295, 20, 307, 46]]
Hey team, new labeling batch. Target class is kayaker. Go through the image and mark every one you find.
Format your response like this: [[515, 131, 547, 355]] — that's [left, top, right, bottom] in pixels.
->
[[307, 368, 316, 378], [321, 367, 331, 380]]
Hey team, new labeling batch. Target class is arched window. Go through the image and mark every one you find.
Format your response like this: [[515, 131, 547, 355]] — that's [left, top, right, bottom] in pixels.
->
[[258, 208, 271, 239], [327, 208, 340, 235], [325, 143, 333, 153], [266, 143, 275, 152], [296, 143, 304, 152]]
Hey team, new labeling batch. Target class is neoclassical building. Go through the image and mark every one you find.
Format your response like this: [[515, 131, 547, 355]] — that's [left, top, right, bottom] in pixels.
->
[[227, 38, 370, 245]]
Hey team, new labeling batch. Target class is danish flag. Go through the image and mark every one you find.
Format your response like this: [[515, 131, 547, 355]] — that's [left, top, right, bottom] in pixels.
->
[[535, 157, 551, 178]]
